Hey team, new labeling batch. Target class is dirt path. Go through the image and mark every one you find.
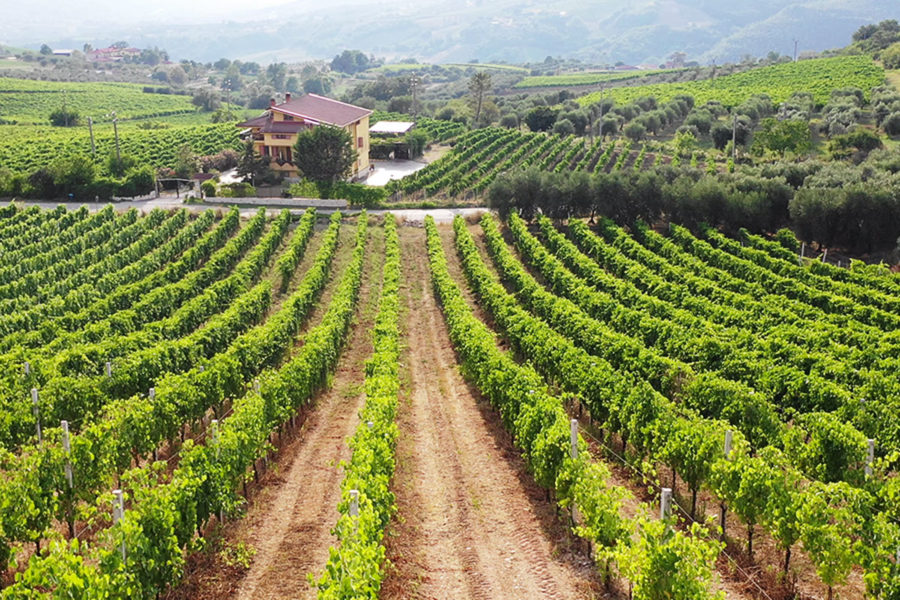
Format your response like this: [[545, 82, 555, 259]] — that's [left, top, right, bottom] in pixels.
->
[[233, 224, 383, 600], [167, 220, 384, 600], [380, 225, 598, 600]]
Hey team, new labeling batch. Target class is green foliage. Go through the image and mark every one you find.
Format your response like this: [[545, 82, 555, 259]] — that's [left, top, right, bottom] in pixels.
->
[[404, 129, 428, 159], [0, 122, 243, 176], [0, 77, 195, 124], [797, 482, 872, 594], [852, 20, 900, 55], [524, 106, 558, 132], [751, 118, 812, 157], [0, 211, 362, 598], [577, 56, 885, 109], [515, 68, 683, 88], [48, 107, 81, 127], [235, 139, 272, 185], [286, 180, 386, 208], [617, 519, 725, 600], [882, 41, 900, 69], [293, 125, 358, 183], [623, 121, 646, 142], [330, 49, 372, 74], [200, 180, 216, 197], [314, 214, 399, 598]]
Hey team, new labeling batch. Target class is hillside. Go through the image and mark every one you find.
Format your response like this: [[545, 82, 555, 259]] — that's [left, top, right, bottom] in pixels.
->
[[1, 0, 897, 65]]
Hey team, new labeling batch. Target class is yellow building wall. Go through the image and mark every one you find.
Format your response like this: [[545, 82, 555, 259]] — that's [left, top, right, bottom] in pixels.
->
[[250, 110, 371, 179]]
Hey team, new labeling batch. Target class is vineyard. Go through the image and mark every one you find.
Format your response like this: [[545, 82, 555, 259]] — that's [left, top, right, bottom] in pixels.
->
[[387, 126, 678, 198], [515, 68, 684, 89], [577, 55, 885, 108], [0, 122, 243, 175], [0, 202, 895, 599], [0, 77, 197, 125]]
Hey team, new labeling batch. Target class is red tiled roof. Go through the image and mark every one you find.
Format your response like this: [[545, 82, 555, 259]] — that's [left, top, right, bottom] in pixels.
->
[[237, 115, 269, 128], [273, 94, 371, 127]]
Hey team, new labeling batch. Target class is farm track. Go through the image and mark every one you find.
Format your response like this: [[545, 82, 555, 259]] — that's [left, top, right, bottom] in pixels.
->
[[167, 222, 383, 600], [379, 224, 598, 600]]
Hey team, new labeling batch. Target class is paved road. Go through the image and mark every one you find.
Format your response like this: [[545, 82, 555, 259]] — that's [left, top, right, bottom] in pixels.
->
[[12, 197, 488, 224]]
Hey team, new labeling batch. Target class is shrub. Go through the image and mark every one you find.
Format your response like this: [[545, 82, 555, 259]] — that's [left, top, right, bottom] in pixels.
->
[[883, 112, 900, 136], [201, 180, 217, 197], [623, 121, 646, 142], [48, 107, 81, 127], [220, 182, 256, 197], [552, 118, 575, 136]]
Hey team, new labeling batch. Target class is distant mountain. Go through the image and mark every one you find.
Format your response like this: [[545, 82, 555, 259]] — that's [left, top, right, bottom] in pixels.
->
[[0, 0, 896, 65]]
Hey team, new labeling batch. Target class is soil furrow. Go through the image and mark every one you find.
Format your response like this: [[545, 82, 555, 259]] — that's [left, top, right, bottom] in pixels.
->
[[379, 225, 598, 600]]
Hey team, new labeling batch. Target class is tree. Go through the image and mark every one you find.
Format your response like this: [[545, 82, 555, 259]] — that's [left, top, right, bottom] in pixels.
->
[[39, 44, 52, 55], [303, 77, 331, 95], [107, 153, 136, 178], [499, 114, 519, 129], [668, 51, 687, 68], [623, 121, 646, 142], [191, 89, 221, 112], [266, 62, 287, 91], [330, 50, 370, 74], [236, 140, 271, 185], [468, 71, 492, 127], [173, 144, 199, 179], [404, 130, 428, 159], [167, 65, 188, 86], [293, 125, 357, 183], [49, 107, 80, 127], [883, 112, 900, 136], [882, 42, 900, 69], [752, 118, 812, 157], [525, 106, 558, 132], [552, 118, 575, 136], [673, 130, 697, 157], [221, 64, 243, 92]]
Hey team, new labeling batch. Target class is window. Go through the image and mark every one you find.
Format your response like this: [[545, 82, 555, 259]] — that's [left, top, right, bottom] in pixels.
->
[[358, 136, 364, 148], [283, 115, 294, 121]]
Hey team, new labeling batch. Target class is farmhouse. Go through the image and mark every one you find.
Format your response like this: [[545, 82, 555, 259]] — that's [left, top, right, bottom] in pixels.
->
[[238, 93, 372, 180]]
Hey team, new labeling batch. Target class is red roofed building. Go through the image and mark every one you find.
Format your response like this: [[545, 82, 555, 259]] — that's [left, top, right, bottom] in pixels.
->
[[237, 93, 372, 180]]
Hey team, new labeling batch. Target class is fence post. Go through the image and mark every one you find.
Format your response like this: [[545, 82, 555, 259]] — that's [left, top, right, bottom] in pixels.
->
[[62, 420, 75, 537], [660, 488, 672, 521], [105, 361, 112, 378], [866, 439, 875, 477], [349, 489, 359, 535], [720, 431, 733, 537], [570, 419, 578, 459], [31, 388, 41, 445], [112, 489, 126, 560]]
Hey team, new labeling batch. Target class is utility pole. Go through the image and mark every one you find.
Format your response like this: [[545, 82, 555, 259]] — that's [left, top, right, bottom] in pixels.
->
[[793, 39, 799, 62], [88, 116, 96, 159], [731, 111, 737, 162], [410, 73, 420, 121], [107, 111, 121, 162]]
